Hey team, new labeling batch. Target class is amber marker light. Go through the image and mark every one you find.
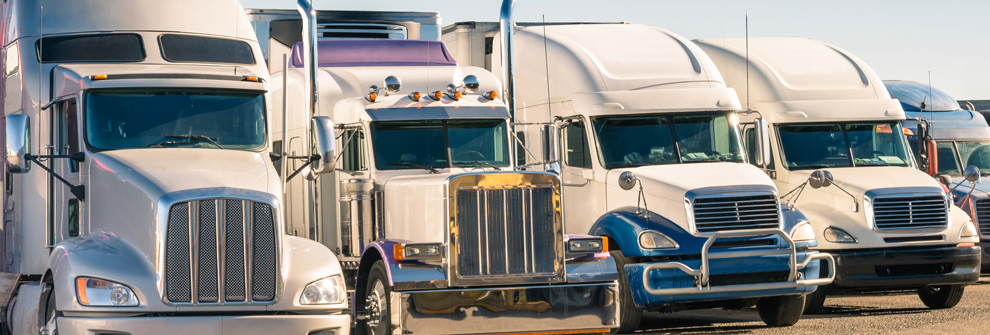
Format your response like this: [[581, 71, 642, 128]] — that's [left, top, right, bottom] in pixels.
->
[[244, 76, 260, 82], [452, 91, 462, 100], [409, 91, 422, 101], [601, 236, 609, 253], [92, 74, 108, 80], [76, 278, 90, 305], [365, 92, 378, 103], [483, 91, 498, 100], [958, 242, 976, 247], [902, 127, 915, 136], [394, 243, 405, 261], [431, 91, 443, 101]]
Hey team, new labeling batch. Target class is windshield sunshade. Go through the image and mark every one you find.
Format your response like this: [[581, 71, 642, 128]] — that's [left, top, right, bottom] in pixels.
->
[[778, 122, 911, 169], [160, 34, 255, 65], [85, 90, 266, 151], [592, 113, 744, 168], [371, 119, 508, 170], [37, 33, 145, 62]]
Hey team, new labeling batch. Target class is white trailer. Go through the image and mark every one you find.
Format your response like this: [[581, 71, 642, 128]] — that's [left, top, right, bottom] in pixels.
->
[[0, 1, 350, 334], [267, 2, 620, 334], [444, 20, 834, 332], [695, 37, 981, 313]]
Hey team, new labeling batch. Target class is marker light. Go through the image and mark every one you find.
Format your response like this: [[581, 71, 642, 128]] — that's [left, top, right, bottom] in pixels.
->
[[431, 91, 443, 101], [408, 92, 422, 101], [393, 243, 404, 261], [299, 275, 346, 305], [75, 277, 139, 306], [483, 91, 498, 100], [903, 128, 915, 136], [244, 76, 260, 82], [92, 74, 108, 80], [452, 91, 462, 101], [366, 92, 378, 103]]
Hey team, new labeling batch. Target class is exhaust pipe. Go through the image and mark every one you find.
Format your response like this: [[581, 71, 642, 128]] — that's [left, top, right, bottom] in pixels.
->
[[499, 0, 516, 122], [297, 0, 319, 117]]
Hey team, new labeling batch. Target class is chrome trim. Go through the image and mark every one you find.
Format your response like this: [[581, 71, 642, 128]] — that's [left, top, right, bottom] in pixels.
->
[[316, 23, 407, 40], [684, 185, 782, 236], [641, 229, 835, 295], [973, 197, 990, 238], [864, 187, 948, 233], [155, 188, 282, 306]]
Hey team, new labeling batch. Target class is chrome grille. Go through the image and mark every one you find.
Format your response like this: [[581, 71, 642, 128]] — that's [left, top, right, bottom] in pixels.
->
[[164, 199, 278, 304], [976, 199, 990, 236], [454, 186, 558, 277], [692, 193, 780, 234], [871, 195, 948, 230]]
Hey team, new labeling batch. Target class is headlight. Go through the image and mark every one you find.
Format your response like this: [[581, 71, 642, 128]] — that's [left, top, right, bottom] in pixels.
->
[[299, 275, 346, 305], [790, 222, 816, 242], [823, 227, 857, 243], [394, 243, 443, 261], [638, 231, 678, 249], [567, 237, 607, 253], [75, 277, 139, 306], [960, 219, 978, 238]]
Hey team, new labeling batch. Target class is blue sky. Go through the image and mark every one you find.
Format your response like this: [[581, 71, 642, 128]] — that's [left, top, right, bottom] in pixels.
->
[[241, 0, 990, 100]]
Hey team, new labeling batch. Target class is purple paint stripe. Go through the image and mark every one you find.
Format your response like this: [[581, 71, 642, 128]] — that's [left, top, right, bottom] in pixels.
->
[[290, 39, 458, 68]]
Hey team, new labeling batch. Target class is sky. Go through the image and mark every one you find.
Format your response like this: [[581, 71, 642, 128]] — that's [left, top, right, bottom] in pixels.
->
[[241, 0, 990, 100]]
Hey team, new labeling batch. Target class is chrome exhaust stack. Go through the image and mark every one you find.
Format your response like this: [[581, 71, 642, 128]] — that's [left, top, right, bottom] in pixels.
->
[[499, 0, 516, 122], [297, 0, 319, 116]]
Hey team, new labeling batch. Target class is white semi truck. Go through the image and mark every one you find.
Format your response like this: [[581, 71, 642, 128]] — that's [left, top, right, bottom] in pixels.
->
[[265, 2, 621, 334], [444, 18, 833, 332], [695, 37, 982, 313], [0, 0, 351, 334]]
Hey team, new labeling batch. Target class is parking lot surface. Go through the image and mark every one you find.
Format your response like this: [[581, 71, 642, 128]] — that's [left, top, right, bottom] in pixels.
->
[[635, 274, 990, 334]]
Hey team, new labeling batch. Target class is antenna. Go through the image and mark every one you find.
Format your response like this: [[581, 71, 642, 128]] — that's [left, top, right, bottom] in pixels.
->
[[542, 15, 551, 118], [39, 6, 43, 113], [234, 1, 238, 76], [928, 71, 933, 126], [745, 10, 750, 111]]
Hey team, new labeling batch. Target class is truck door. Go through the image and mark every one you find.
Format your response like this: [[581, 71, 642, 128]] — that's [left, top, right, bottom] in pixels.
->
[[743, 124, 777, 180], [559, 117, 604, 234], [50, 99, 82, 244]]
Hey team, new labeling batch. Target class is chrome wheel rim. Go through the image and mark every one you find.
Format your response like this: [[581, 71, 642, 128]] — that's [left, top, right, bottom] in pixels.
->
[[366, 279, 386, 331]]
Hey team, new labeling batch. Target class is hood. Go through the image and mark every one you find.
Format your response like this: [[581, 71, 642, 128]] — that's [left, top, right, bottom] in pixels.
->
[[783, 166, 940, 201], [605, 162, 776, 227], [94, 148, 273, 195]]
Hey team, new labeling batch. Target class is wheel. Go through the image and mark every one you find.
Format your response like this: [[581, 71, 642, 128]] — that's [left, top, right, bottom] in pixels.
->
[[918, 285, 965, 309], [802, 289, 827, 314], [609, 250, 642, 334], [756, 295, 805, 327], [42, 283, 58, 335], [361, 261, 391, 335]]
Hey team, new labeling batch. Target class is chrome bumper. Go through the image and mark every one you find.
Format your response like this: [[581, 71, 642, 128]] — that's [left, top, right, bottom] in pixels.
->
[[56, 314, 351, 335], [642, 229, 836, 295], [390, 282, 619, 335]]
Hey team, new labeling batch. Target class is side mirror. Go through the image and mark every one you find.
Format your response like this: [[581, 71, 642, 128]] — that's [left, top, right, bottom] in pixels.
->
[[808, 170, 834, 189], [543, 124, 559, 165], [964, 165, 981, 184], [5, 114, 30, 173], [938, 174, 953, 188], [925, 139, 938, 176], [754, 117, 772, 166], [310, 116, 336, 174]]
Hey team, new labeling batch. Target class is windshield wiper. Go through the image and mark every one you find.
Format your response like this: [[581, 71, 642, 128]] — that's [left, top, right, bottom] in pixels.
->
[[453, 161, 501, 170], [609, 162, 654, 169], [386, 162, 439, 173], [857, 161, 889, 166], [147, 135, 223, 149]]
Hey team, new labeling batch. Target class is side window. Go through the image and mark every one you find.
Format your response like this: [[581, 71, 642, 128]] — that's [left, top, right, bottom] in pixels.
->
[[936, 142, 960, 175], [341, 128, 367, 171], [562, 120, 592, 168], [743, 127, 775, 169], [60, 100, 80, 172], [67, 199, 79, 237], [272, 140, 283, 176]]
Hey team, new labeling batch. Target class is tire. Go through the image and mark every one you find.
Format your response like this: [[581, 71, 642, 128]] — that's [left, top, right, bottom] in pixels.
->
[[42, 283, 58, 335], [756, 295, 805, 327], [918, 285, 965, 309], [802, 289, 827, 314], [609, 250, 642, 334], [361, 261, 392, 335]]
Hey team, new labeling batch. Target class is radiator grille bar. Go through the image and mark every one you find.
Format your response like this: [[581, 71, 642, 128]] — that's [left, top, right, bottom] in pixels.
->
[[693, 194, 780, 234], [872, 195, 948, 230]]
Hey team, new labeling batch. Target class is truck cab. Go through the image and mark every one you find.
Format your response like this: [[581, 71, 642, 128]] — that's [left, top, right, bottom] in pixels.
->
[[696, 37, 982, 314], [888, 80, 990, 271], [445, 21, 832, 332], [1, 1, 350, 334]]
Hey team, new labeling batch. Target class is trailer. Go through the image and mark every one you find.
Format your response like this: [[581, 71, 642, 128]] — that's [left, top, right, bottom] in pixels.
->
[[887, 80, 990, 272], [0, 0, 351, 334], [265, 2, 620, 334], [695, 37, 981, 313], [444, 17, 834, 332]]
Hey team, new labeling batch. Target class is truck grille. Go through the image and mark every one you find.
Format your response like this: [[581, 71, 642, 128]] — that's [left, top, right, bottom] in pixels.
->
[[871, 195, 947, 230], [454, 186, 559, 277], [975, 199, 990, 236], [692, 193, 780, 234], [164, 199, 278, 304]]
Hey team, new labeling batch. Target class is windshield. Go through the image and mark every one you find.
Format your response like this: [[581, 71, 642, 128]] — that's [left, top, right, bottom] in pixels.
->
[[777, 122, 912, 170], [85, 90, 266, 151], [957, 141, 990, 176], [591, 113, 744, 169], [370, 119, 509, 170]]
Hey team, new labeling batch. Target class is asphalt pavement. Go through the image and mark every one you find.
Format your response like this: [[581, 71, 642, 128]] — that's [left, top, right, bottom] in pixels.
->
[[634, 274, 990, 334]]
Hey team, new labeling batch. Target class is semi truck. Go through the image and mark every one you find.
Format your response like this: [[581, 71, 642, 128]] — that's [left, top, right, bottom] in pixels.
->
[[444, 18, 833, 333], [695, 37, 982, 314], [266, 2, 620, 334], [886, 80, 990, 271], [0, 0, 352, 334]]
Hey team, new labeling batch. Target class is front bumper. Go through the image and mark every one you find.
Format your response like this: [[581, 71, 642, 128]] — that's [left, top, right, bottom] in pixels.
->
[[57, 314, 351, 335], [982, 239, 990, 270], [823, 245, 982, 291], [391, 282, 619, 335]]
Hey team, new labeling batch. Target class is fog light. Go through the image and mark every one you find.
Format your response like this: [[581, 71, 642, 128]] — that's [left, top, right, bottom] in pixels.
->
[[824, 227, 857, 243], [638, 231, 677, 249]]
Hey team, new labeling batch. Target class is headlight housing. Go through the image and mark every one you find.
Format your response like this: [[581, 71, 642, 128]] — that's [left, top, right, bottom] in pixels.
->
[[960, 219, 978, 238], [790, 222, 816, 242], [394, 243, 443, 261], [75, 277, 139, 306], [299, 275, 346, 305], [823, 227, 857, 243], [567, 237, 607, 254], [638, 231, 678, 249]]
